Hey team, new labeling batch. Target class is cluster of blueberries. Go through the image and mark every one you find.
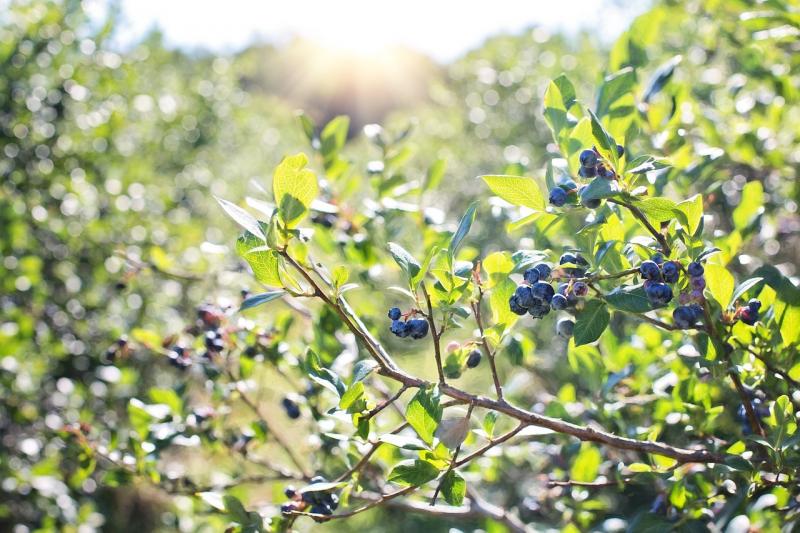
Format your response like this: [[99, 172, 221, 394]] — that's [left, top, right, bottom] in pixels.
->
[[549, 146, 624, 209], [508, 253, 592, 339], [281, 477, 339, 520], [387, 307, 429, 339], [165, 304, 229, 370]]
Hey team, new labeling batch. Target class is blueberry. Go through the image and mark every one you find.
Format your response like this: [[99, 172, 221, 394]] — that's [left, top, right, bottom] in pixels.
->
[[514, 285, 536, 308], [616, 144, 625, 158], [528, 301, 550, 319], [556, 318, 575, 339], [579, 149, 598, 168], [407, 319, 429, 339], [559, 253, 578, 266], [549, 187, 568, 207], [281, 397, 301, 419], [523, 267, 539, 285], [572, 281, 589, 297], [284, 486, 298, 499], [578, 165, 596, 178], [327, 493, 339, 510], [390, 320, 409, 338], [662, 261, 680, 283], [639, 260, 662, 281], [559, 179, 578, 192], [690, 276, 706, 291], [739, 308, 758, 326], [687, 261, 704, 277], [748, 299, 761, 312], [551, 293, 569, 310], [530, 282, 555, 303], [387, 307, 401, 320], [509, 295, 528, 315], [556, 283, 569, 295], [651, 253, 664, 264], [280, 503, 295, 514], [466, 349, 482, 368], [534, 264, 552, 280], [672, 306, 697, 329], [597, 165, 615, 180], [579, 186, 601, 209], [645, 282, 673, 306]]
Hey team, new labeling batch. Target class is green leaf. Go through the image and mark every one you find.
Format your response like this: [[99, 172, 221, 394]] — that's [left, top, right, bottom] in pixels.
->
[[732, 181, 764, 230], [483, 411, 498, 439], [424, 159, 447, 192], [596, 67, 636, 118], [480, 175, 545, 211], [240, 290, 285, 312], [411, 245, 440, 288], [606, 285, 651, 313], [127, 398, 152, 438], [339, 382, 364, 411], [573, 300, 610, 346], [675, 194, 703, 235], [570, 443, 601, 482], [490, 278, 519, 329], [305, 349, 346, 397], [730, 277, 764, 306], [378, 434, 428, 450], [236, 233, 282, 287], [440, 471, 466, 506], [216, 197, 265, 241], [297, 111, 316, 143], [148, 388, 183, 416], [352, 360, 378, 383], [406, 387, 442, 445], [388, 242, 421, 281], [543, 75, 577, 149], [627, 156, 672, 174], [273, 153, 318, 228], [320, 116, 349, 160], [587, 109, 615, 162], [634, 197, 679, 223], [580, 176, 620, 202], [387, 460, 440, 486], [449, 202, 478, 261], [704, 263, 734, 307], [223, 495, 249, 524], [753, 264, 800, 306]]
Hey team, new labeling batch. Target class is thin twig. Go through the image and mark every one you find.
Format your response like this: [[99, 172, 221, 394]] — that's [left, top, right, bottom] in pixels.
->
[[421, 283, 446, 385], [472, 293, 504, 400], [610, 199, 672, 256]]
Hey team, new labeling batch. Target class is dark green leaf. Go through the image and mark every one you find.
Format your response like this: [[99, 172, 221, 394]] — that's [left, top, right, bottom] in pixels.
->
[[441, 471, 466, 506], [388, 242, 421, 280], [449, 202, 478, 261], [573, 300, 610, 346], [240, 290, 285, 312], [406, 387, 442, 445], [387, 460, 440, 486]]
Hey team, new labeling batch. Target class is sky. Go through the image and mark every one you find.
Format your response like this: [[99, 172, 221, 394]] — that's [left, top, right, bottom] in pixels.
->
[[111, 0, 651, 62]]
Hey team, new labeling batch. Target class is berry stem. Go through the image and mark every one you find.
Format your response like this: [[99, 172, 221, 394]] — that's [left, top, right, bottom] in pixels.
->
[[471, 294, 504, 401], [611, 199, 672, 256], [421, 283, 446, 385]]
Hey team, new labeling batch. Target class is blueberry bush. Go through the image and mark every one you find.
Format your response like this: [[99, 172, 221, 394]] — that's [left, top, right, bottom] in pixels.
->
[[2, 0, 800, 532]]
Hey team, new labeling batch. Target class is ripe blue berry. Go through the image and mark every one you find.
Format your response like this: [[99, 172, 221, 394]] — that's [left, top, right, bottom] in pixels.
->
[[407, 319, 429, 339], [514, 285, 536, 308], [651, 253, 664, 264], [748, 299, 761, 312], [281, 503, 296, 514], [284, 486, 298, 499], [466, 349, 482, 368], [616, 144, 625, 158], [281, 397, 301, 419], [387, 307, 401, 320], [645, 282, 673, 306], [572, 281, 589, 297], [690, 276, 706, 291], [639, 260, 662, 281], [739, 307, 758, 326], [551, 293, 569, 310], [530, 282, 555, 303], [579, 149, 598, 168], [528, 301, 550, 319], [549, 187, 568, 207], [597, 165, 615, 179], [687, 261, 704, 277], [523, 267, 540, 285], [672, 306, 698, 329], [534, 263, 552, 280], [559, 253, 578, 265], [662, 261, 680, 283], [579, 165, 597, 178], [556, 318, 575, 338], [390, 320, 409, 338], [509, 295, 528, 315]]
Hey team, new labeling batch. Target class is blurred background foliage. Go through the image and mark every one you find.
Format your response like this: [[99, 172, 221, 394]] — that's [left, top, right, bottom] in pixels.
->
[[1, 0, 798, 531]]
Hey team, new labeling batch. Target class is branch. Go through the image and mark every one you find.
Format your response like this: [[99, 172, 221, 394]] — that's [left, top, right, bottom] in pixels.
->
[[610, 199, 671, 256], [421, 283, 446, 385], [472, 292, 504, 400], [455, 422, 527, 468], [734, 339, 800, 390]]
